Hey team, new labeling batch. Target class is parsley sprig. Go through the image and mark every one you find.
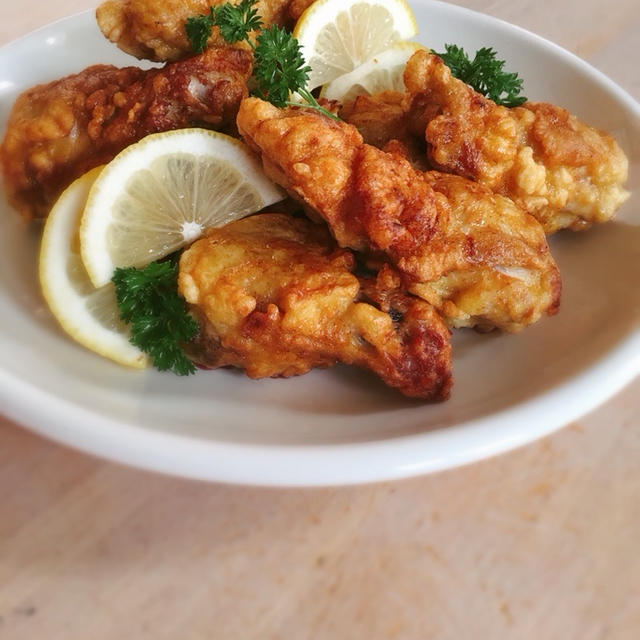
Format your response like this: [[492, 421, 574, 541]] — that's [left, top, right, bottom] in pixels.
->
[[185, 6, 217, 54], [112, 256, 198, 376], [434, 44, 527, 107], [185, 0, 337, 119], [185, 0, 262, 53], [253, 26, 324, 111], [217, 0, 263, 44]]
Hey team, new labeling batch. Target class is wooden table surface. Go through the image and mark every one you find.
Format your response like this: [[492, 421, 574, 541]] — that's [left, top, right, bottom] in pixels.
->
[[1, 1, 638, 638]]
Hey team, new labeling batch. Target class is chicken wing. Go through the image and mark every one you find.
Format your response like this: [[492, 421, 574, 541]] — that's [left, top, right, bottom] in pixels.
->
[[0, 47, 252, 220], [237, 97, 560, 332], [96, 0, 295, 62], [404, 50, 630, 233], [178, 213, 452, 399]]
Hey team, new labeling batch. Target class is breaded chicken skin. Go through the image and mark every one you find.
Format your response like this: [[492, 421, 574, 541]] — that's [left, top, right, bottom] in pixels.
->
[[339, 91, 415, 151], [416, 171, 561, 330], [237, 98, 560, 332], [178, 213, 452, 399], [404, 50, 629, 233], [0, 47, 252, 219]]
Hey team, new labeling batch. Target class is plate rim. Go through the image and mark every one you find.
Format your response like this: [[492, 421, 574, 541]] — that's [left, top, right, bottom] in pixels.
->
[[1, 328, 639, 486]]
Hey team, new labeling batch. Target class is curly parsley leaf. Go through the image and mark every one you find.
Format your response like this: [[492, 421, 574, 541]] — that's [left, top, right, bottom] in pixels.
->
[[253, 26, 337, 118], [185, 0, 262, 51], [252, 25, 308, 107], [185, 7, 217, 54], [434, 44, 527, 107], [216, 0, 263, 43], [253, 26, 307, 105], [186, 0, 337, 119], [112, 257, 198, 376]]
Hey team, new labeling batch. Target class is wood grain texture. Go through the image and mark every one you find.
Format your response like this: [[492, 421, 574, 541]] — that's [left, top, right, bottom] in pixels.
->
[[0, 2, 638, 638]]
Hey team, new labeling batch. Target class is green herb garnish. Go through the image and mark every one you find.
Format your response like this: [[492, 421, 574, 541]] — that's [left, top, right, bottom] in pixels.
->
[[112, 256, 198, 376], [216, 0, 263, 44], [434, 44, 527, 107], [253, 26, 320, 110], [185, 7, 217, 54], [185, 0, 337, 119]]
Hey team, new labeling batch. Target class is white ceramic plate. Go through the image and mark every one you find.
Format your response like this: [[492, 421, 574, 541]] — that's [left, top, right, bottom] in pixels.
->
[[1, 2, 638, 486]]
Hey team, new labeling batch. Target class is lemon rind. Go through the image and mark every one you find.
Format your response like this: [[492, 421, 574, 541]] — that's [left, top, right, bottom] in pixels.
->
[[39, 168, 149, 369]]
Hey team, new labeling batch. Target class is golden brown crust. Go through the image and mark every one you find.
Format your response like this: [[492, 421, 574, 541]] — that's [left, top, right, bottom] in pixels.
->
[[417, 172, 561, 331], [404, 50, 630, 233], [237, 98, 561, 332], [178, 213, 452, 399], [0, 47, 252, 219], [239, 98, 367, 250]]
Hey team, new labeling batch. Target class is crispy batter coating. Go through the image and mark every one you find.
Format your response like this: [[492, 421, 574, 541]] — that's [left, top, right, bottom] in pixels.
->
[[339, 90, 426, 166], [237, 98, 560, 332], [0, 47, 252, 220], [178, 213, 452, 399], [416, 171, 561, 330], [96, 0, 296, 62], [404, 50, 630, 233]]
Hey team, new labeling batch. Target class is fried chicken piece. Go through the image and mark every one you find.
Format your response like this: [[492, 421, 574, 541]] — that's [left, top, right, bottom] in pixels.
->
[[237, 98, 560, 332], [415, 171, 561, 330], [96, 0, 294, 62], [339, 90, 426, 166], [404, 50, 630, 233], [0, 47, 252, 220], [178, 213, 452, 399]]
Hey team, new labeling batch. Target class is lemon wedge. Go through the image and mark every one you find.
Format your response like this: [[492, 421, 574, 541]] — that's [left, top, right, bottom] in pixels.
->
[[80, 128, 284, 288], [321, 41, 425, 102], [39, 167, 149, 368], [293, 0, 418, 91]]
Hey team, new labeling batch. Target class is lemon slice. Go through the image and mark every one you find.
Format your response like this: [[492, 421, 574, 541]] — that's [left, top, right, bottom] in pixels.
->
[[293, 0, 418, 91], [321, 41, 425, 102], [39, 167, 149, 368], [80, 128, 284, 287]]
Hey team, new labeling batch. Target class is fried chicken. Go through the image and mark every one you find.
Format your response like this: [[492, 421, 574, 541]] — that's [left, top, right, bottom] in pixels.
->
[[237, 97, 560, 332], [404, 50, 630, 233], [339, 90, 425, 165], [415, 171, 561, 330], [178, 213, 452, 399], [0, 47, 252, 220], [96, 0, 296, 62]]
